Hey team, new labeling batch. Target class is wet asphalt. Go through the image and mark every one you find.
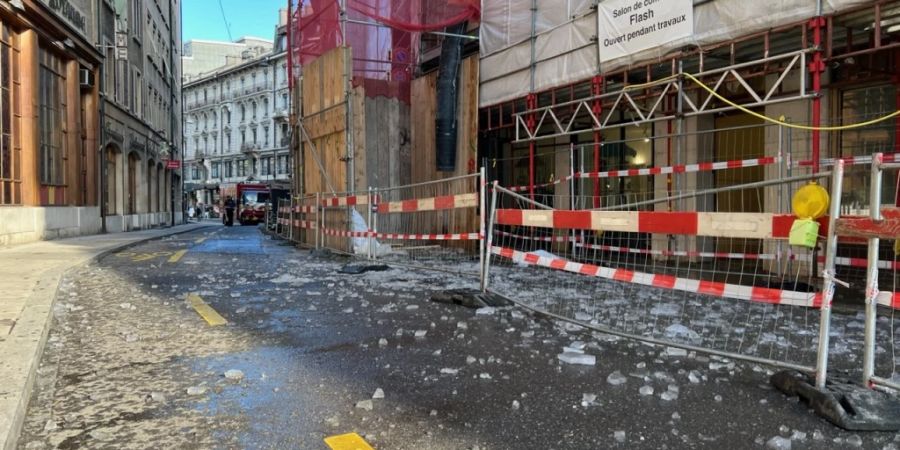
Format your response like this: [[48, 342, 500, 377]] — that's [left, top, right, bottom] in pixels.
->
[[15, 224, 900, 449]]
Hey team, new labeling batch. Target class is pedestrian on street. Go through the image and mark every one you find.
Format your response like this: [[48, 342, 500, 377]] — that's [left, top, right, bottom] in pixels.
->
[[224, 196, 236, 226]]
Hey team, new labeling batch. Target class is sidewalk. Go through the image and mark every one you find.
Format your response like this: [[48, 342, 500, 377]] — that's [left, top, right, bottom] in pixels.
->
[[0, 224, 210, 450]]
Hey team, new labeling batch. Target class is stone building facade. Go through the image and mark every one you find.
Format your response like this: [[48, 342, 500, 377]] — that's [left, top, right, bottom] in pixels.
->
[[182, 18, 291, 209], [98, 0, 183, 232], [0, 0, 102, 245]]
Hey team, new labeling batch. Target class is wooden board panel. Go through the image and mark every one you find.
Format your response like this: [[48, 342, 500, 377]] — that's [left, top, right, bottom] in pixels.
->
[[408, 55, 480, 237], [351, 86, 367, 193]]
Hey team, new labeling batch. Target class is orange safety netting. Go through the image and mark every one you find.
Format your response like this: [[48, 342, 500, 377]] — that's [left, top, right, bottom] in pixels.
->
[[289, 0, 479, 102]]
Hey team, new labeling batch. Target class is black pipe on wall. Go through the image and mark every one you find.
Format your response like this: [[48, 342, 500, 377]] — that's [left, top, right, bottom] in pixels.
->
[[435, 22, 467, 172]]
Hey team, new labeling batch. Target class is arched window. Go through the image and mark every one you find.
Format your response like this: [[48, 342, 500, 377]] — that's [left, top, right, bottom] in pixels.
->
[[251, 101, 257, 119], [240, 104, 246, 122]]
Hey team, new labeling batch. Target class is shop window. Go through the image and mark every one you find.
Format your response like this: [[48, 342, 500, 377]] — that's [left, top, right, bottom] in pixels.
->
[[840, 85, 898, 212], [38, 47, 66, 187], [0, 23, 20, 205]]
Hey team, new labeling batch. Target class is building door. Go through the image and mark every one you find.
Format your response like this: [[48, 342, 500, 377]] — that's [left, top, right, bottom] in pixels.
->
[[127, 153, 137, 215]]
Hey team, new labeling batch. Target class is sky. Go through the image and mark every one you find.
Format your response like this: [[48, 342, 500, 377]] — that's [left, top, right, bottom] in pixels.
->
[[182, 0, 286, 43]]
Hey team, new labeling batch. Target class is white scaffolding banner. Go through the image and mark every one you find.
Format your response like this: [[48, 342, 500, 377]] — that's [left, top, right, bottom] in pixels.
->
[[598, 0, 693, 64]]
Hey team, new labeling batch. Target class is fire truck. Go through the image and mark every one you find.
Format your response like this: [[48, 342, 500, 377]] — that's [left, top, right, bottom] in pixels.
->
[[219, 183, 270, 225]]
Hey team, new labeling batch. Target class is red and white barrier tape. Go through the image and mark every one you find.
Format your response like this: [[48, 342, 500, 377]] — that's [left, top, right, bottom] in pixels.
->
[[376, 193, 478, 214], [291, 219, 317, 229], [374, 232, 481, 240], [491, 246, 821, 307], [320, 228, 482, 240], [505, 156, 780, 192], [496, 230, 583, 243], [321, 228, 371, 238], [292, 205, 317, 214], [795, 153, 899, 168]]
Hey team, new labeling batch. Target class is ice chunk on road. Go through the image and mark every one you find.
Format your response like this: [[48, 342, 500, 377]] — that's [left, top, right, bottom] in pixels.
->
[[688, 371, 702, 384], [766, 436, 791, 450], [845, 435, 862, 447], [224, 369, 244, 381], [355, 399, 374, 411], [270, 274, 312, 284], [372, 388, 385, 399], [557, 352, 596, 366], [378, 338, 388, 347], [666, 347, 688, 357], [440, 368, 460, 375], [511, 400, 521, 410], [414, 330, 428, 338], [581, 393, 598, 407], [476, 307, 496, 316], [186, 386, 207, 396], [651, 303, 680, 316], [607, 371, 627, 386], [613, 431, 626, 443], [664, 324, 701, 343], [639, 385, 654, 396]]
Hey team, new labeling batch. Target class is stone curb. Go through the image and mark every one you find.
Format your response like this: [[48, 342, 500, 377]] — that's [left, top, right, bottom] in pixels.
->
[[0, 224, 211, 450]]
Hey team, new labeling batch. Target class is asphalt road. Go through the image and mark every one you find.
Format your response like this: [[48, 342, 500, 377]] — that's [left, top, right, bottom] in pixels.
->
[[16, 225, 900, 449]]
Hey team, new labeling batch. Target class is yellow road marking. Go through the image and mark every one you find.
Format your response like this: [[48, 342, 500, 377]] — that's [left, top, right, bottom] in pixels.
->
[[195, 237, 207, 244], [168, 249, 188, 263], [187, 294, 228, 326], [116, 251, 173, 262], [324, 433, 374, 450]]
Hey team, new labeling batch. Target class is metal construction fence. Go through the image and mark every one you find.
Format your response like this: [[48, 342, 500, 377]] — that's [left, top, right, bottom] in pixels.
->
[[482, 166, 843, 382], [275, 169, 486, 277], [841, 154, 900, 391]]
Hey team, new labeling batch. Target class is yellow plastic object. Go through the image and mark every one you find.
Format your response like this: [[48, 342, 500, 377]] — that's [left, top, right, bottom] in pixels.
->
[[324, 433, 375, 450], [789, 218, 820, 248], [895, 239, 900, 256], [792, 182, 830, 219]]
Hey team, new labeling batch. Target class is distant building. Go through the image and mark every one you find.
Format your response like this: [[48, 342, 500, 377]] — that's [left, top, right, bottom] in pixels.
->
[[182, 37, 273, 82], [182, 13, 291, 210]]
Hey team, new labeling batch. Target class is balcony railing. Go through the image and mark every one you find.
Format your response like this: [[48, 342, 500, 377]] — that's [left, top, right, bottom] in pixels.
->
[[241, 142, 259, 153]]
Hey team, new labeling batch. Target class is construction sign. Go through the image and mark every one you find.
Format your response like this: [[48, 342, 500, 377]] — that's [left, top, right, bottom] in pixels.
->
[[598, 0, 693, 63]]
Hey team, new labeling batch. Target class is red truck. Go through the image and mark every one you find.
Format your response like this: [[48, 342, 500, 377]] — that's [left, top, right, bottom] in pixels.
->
[[220, 183, 270, 225]]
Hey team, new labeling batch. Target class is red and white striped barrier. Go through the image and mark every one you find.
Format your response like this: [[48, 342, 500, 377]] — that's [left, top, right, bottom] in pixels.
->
[[374, 232, 481, 241], [321, 194, 377, 208], [496, 209, 803, 239], [376, 193, 478, 214], [491, 246, 821, 307], [497, 230, 900, 269]]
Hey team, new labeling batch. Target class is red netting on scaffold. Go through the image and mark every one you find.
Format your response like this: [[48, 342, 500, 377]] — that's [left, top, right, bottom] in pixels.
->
[[289, 0, 479, 102]]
